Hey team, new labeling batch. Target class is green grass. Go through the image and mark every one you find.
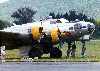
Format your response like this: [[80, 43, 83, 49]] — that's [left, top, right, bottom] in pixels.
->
[[5, 40, 100, 62]]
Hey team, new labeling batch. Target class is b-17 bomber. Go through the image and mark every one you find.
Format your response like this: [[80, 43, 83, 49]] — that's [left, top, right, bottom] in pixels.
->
[[0, 17, 95, 58]]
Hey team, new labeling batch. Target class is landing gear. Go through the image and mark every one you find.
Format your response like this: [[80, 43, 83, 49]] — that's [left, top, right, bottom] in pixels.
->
[[40, 35, 62, 58], [28, 37, 43, 59], [67, 43, 72, 57], [28, 46, 43, 59], [81, 40, 86, 57], [71, 42, 76, 58], [50, 47, 62, 58], [67, 41, 76, 58], [40, 35, 51, 54], [29, 33, 63, 59]]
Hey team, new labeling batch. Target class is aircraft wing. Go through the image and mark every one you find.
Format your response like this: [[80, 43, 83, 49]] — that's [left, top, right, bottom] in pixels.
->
[[0, 31, 33, 49]]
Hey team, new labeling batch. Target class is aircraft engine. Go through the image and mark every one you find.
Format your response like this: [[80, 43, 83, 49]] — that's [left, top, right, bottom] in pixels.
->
[[60, 31, 72, 39], [31, 26, 43, 40], [50, 28, 60, 44]]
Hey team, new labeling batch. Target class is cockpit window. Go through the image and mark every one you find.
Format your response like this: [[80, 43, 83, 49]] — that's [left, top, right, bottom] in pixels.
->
[[82, 26, 86, 28], [56, 20, 62, 23], [69, 27, 73, 30], [74, 23, 81, 30], [50, 20, 62, 24], [50, 21, 56, 24]]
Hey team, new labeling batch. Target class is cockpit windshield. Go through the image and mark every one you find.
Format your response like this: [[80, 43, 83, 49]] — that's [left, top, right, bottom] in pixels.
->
[[56, 20, 62, 23], [50, 19, 62, 24]]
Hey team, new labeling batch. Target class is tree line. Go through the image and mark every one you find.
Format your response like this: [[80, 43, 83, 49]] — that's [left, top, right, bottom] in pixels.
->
[[49, 10, 95, 23]]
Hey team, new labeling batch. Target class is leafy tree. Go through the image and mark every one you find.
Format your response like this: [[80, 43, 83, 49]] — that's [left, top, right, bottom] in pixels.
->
[[55, 13, 63, 19], [63, 12, 69, 20], [77, 13, 84, 21], [0, 20, 11, 30], [68, 10, 77, 21], [88, 18, 96, 23], [11, 7, 37, 25], [49, 12, 63, 19], [82, 14, 88, 21], [49, 10, 95, 23], [49, 12, 56, 19]]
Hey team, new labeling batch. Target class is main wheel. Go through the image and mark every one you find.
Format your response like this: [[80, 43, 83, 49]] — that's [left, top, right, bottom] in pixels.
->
[[40, 35, 52, 54], [28, 47, 43, 59], [50, 47, 62, 58]]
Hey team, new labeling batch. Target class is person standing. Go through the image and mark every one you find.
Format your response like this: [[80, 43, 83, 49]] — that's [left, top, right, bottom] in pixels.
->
[[0, 45, 6, 63]]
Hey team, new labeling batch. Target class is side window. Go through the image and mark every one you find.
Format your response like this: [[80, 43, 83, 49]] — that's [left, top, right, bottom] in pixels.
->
[[74, 23, 81, 30], [28, 28, 31, 33], [69, 27, 73, 30], [50, 21, 56, 24]]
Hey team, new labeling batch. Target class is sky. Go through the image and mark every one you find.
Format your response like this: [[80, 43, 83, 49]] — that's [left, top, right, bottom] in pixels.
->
[[0, 0, 9, 3]]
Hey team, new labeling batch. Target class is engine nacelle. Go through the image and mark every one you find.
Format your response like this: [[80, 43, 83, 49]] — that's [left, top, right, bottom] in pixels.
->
[[31, 26, 43, 40], [50, 28, 60, 44]]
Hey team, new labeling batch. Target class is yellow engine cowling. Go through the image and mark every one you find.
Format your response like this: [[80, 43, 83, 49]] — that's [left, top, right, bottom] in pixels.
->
[[31, 26, 43, 40], [50, 28, 60, 44]]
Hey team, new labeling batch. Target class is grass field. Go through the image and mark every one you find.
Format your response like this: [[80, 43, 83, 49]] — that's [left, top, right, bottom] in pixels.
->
[[5, 40, 100, 62]]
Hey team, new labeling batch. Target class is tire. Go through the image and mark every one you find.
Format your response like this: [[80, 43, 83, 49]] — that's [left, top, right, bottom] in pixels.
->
[[50, 47, 62, 58], [28, 47, 43, 59], [40, 36, 52, 54]]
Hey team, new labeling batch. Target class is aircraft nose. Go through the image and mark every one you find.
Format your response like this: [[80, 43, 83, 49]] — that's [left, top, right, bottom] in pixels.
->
[[87, 23, 95, 33]]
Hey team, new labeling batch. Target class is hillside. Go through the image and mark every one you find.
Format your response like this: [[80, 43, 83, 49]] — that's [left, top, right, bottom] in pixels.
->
[[0, 0, 100, 21]]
